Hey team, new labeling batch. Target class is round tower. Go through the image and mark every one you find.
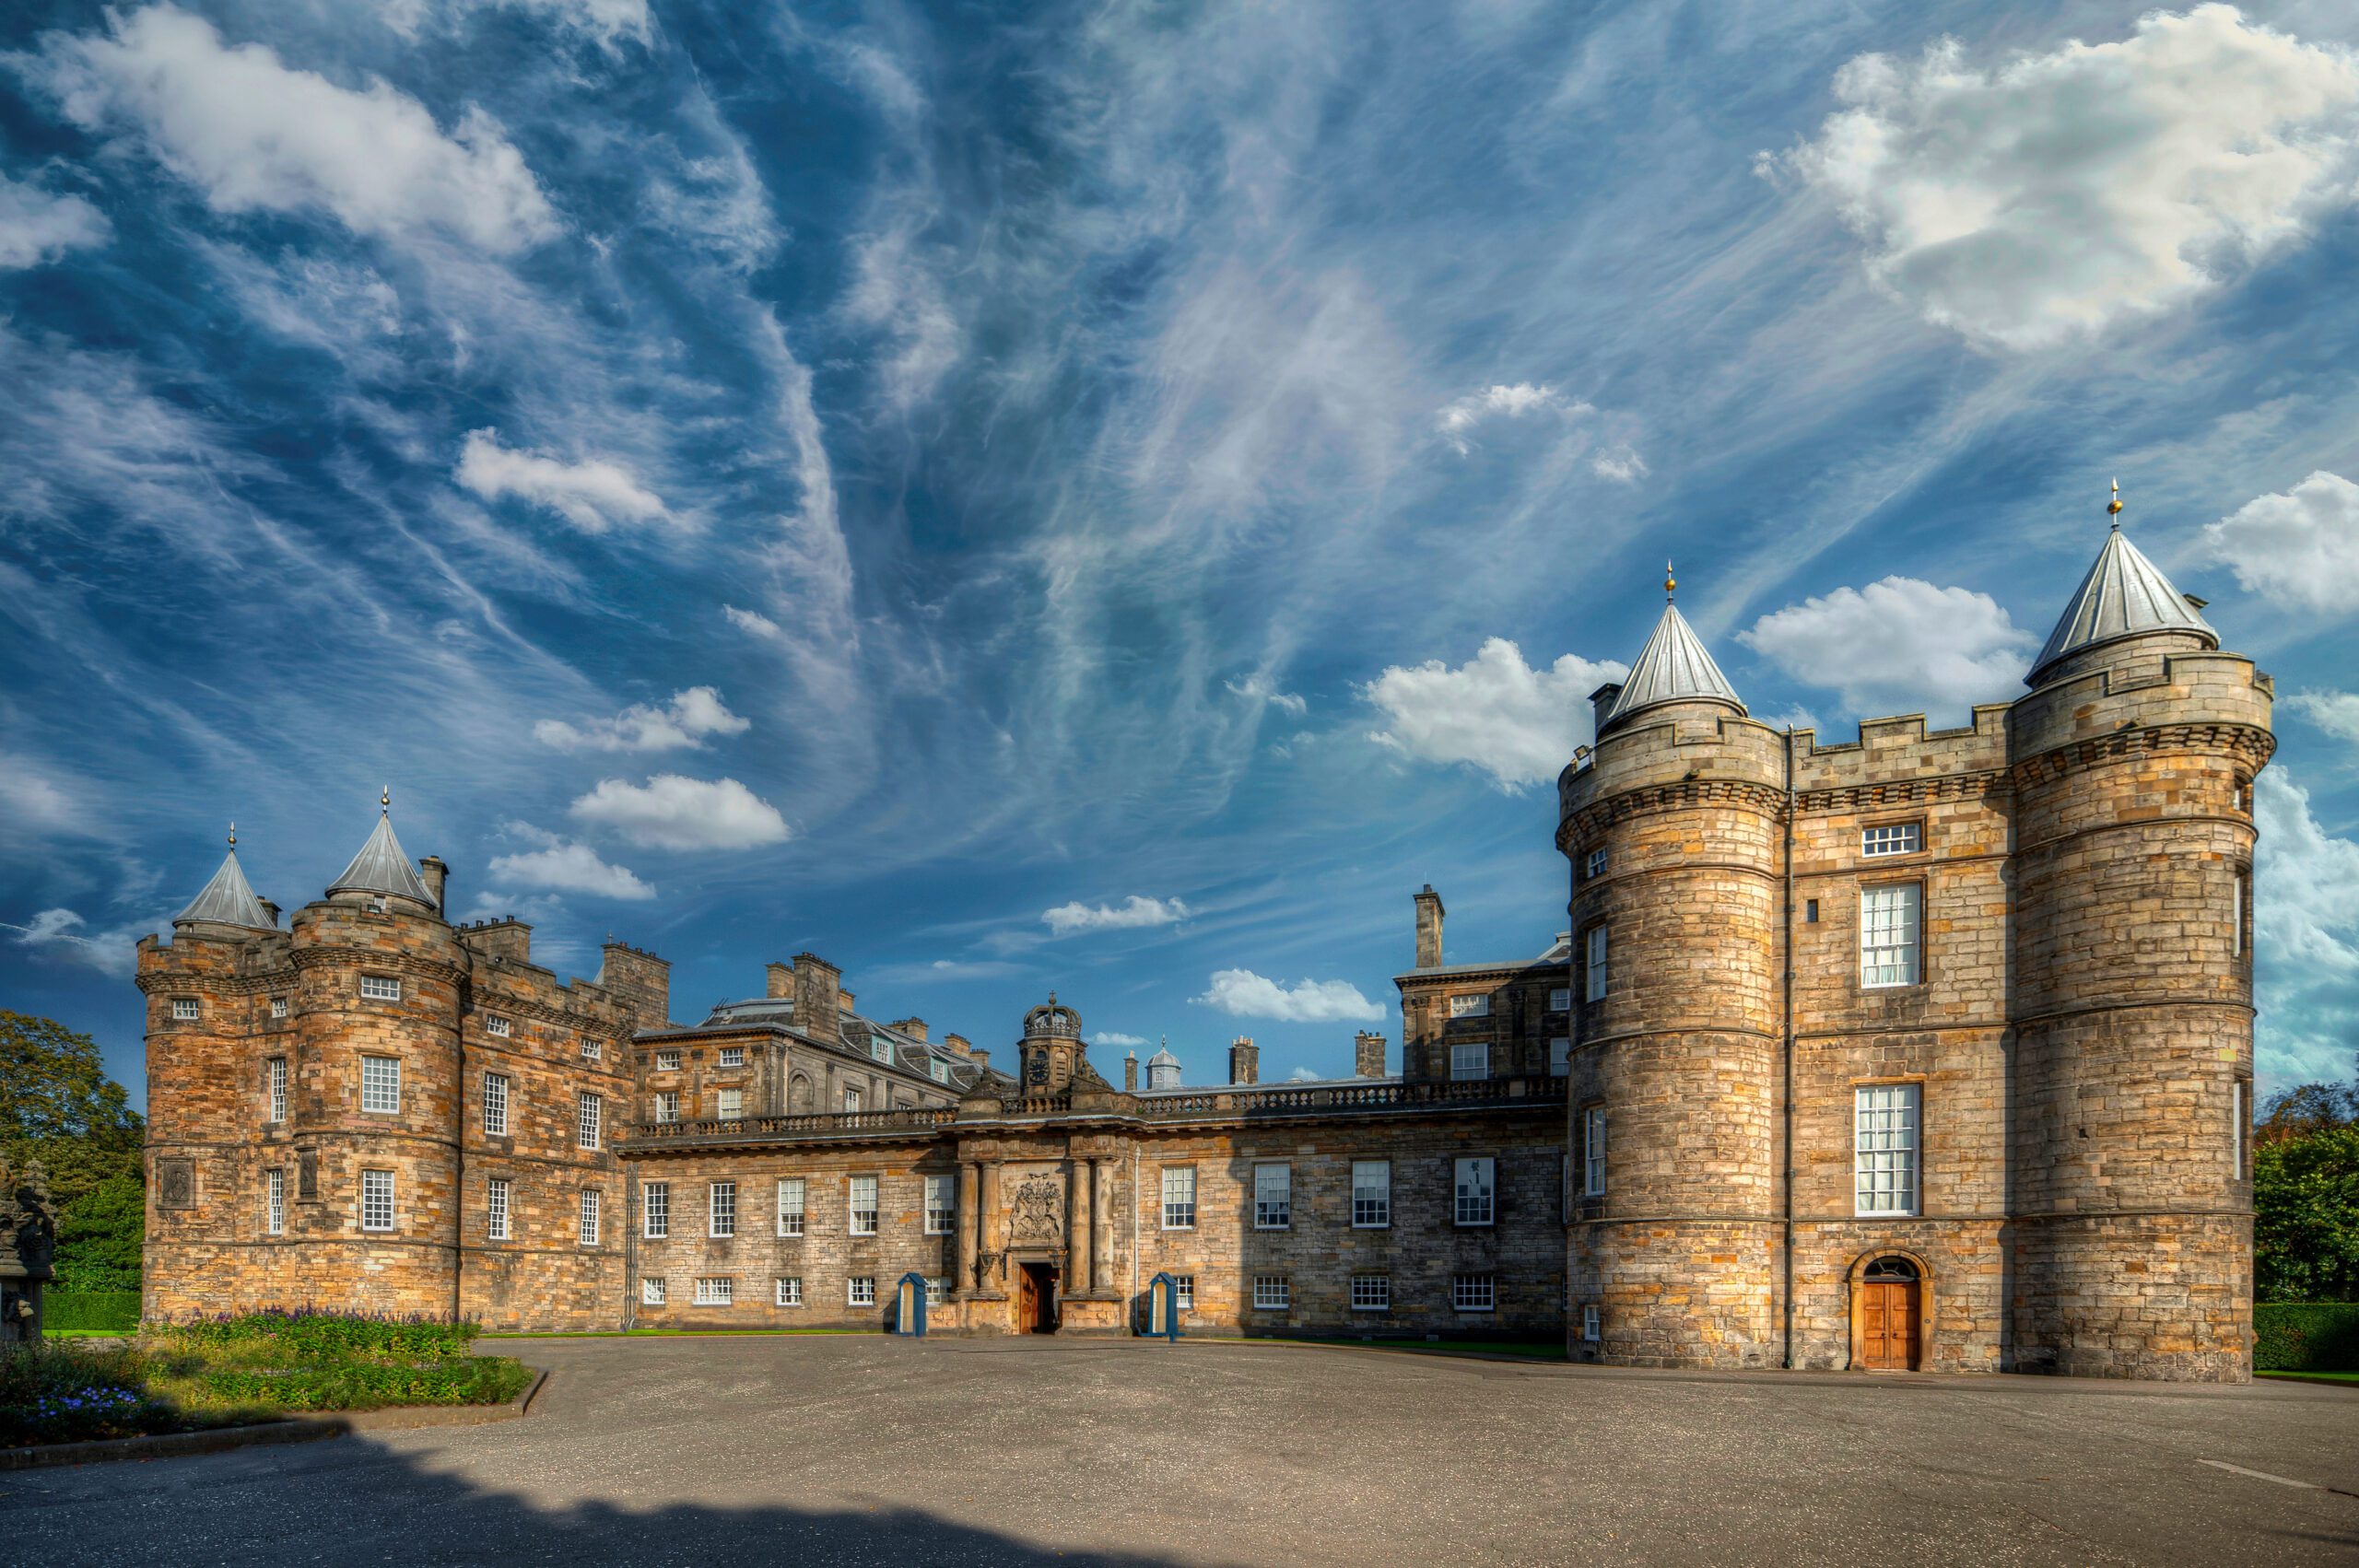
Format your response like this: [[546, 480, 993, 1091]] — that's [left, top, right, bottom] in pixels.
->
[[1557, 573, 1786, 1367], [2005, 498, 2271, 1380], [288, 793, 467, 1316], [1016, 996, 1090, 1092]]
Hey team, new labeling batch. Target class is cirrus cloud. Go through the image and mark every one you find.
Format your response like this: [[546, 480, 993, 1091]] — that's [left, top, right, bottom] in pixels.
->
[[568, 775, 790, 851], [1193, 968, 1384, 1024], [534, 686, 749, 753], [1042, 895, 1190, 937], [1364, 638, 1625, 791], [457, 428, 671, 532]]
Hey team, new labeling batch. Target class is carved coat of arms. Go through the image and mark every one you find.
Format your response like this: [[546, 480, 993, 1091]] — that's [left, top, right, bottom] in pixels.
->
[[1010, 1173, 1062, 1243]]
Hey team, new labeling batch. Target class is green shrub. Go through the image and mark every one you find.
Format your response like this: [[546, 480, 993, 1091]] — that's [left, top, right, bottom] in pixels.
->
[[2254, 1303, 2359, 1371], [200, 1356, 530, 1411], [0, 1340, 169, 1446], [155, 1309, 478, 1358], [44, 1291, 141, 1333]]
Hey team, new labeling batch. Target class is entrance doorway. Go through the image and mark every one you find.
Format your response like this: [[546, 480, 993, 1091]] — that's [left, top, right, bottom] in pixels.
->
[[1859, 1256, 1920, 1369], [1015, 1262, 1061, 1334]]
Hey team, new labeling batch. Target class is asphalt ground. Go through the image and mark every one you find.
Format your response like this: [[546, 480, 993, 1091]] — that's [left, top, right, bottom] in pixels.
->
[[5, 1334, 2355, 1566]]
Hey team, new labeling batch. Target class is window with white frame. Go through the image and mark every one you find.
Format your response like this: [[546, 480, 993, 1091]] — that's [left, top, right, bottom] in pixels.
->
[[1550, 1037, 1571, 1077], [1351, 1275, 1390, 1311], [924, 1174, 955, 1235], [869, 1036, 891, 1063], [1253, 1164, 1291, 1229], [359, 975, 401, 1001], [843, 1085, 863, 1113], [360, 1056, 401, 1114], [360, 1169, 394, 1232], [1585, 926, 1608, 1001], [1860, 883, 1923, 988], [1173, 1275, 1194, 1309], [656, 1048, 681, 1071], [926, 1277, 948, 1305], [579, 1188, 601, 1246], [718, 1046, 745, 1068], [1862, 823, 1922, 858], [1582, 1106, 1607, 1196], [1448, 993, 1490, 1019], [643, 1181, 669, 1238], [1454, 1156, 1496, 1226], [716, 1088, 744, 1121], [653, 1090, 678, 1123], [1586, 848, 1608, 880], [642, 1277, 665, 1306], [1452, 1273, 1496, 1313], [578, 1092, 603, 1150], [1549, 987, 1572, 1012], [1351, 1161, 1391, 1228], [581, 1038, 602, 1061], [929, 1057, 950, 1084], [267, 1057, 288, 1123], [848, 1276, 875, 1307], [709, 1181, 736, 1237], [1161, 1166, 1196, 1229], [695, 1277, 734, 1306], [1853, 1084, 1920, 1216], [776, 1178, 805, 1236], [486, 1014, 511, 1038], [265, 1168, 286, 1235], [170, 996, 200, 1022], [270, 996, 288, 1020], [487, 1176, 511, 1241], [483, 1071, 510, 1136], [1252, 1275, 1288, 1310], [849, 1175, 879, 1235], [2233, 1080, 2248, 1179], [1449, 1042, 1489, 1082], [2234, 871, 2248, 958], [776, 1277, 803, 1307], [1581, 1304, 1601, 1341]]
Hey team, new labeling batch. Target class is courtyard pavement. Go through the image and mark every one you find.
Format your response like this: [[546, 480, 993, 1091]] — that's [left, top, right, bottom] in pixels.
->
[[4, 1334, 2355, 1565]]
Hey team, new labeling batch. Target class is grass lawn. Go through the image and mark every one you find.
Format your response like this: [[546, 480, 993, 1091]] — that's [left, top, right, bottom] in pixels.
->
[[2258, 1369, 2359, 1387], [5, 1312, 533, 1448]]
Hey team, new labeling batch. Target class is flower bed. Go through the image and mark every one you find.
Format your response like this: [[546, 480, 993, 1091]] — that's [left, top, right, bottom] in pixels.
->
[[3, 1311, 531, 1447]]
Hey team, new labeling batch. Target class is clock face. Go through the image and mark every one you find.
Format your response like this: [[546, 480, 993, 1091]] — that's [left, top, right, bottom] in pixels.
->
[[1029, 1054, 1049, 1082]]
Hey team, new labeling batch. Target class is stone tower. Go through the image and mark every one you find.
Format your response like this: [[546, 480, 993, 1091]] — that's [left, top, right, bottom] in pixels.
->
[[2005, 513, 2271, 1378], [1557, 576, 1784, 1367], [1018, 996, 1089, 1092]]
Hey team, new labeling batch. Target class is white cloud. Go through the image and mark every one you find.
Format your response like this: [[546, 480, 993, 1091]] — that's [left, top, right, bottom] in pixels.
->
[[32, 5, 559, 254], [498, 0, 651, 49], [1286, 1065, 1320, 1082], [487, 839, 655, 899], [3, 907, 144, 979], [1364, 638, 1625, 790], [1226, 674, 1307, 716], [722, 604, 784, 639], [534, 686, 749, 753], [2283, 689, 2359, 747], [0, 757, 96, 836], [1739, 578, 2035, 722], [2254, 767, 2359, 1087], [456, 428, 670, 532], [2199, 471, 2359, 614], [0, 171, 109, 269], [1096, 1031, 1149, 1047], [1771, 6, 2359, 349], [1042, 895, 1190, 937], [1590, 443, 1649, 483], [1435, 382, 1594, 455], [1194, 968, 1384, 1024], [568, 775, 791, 850]]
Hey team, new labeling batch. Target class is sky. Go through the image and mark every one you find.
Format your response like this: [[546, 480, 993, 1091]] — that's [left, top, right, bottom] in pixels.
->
[[4, 1, 2359, 1106]]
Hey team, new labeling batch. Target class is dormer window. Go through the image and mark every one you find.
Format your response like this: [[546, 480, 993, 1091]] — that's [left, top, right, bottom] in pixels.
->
[[1862, 823, 1922, 858], [869, 1035, 891, 1063], [486, 1015, 511, 1038], [719, 1046, 745, 1069], [656, 1048, 681, 1071], [929, 1057, 950, 1084]]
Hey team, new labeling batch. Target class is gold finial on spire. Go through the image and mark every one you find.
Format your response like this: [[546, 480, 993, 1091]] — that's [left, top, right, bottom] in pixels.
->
[[228, 821, 236, 848], [1664, 559, 1676, 603], [381, 785, 391, 815], [2107, 476, 2122, 528]]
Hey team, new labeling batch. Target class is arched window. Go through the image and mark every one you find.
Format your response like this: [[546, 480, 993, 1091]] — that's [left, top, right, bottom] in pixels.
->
[[1863, 1255, 1919, 1281], [788, 1073, 813, 1113]]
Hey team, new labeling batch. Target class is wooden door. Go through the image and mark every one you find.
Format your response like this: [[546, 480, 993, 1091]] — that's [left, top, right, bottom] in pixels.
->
[[1860, 1281, 1919, 1369], [1015, 1264, 1037, 1329]]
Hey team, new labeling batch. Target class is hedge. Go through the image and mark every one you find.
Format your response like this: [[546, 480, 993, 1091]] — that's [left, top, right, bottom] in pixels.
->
[[2254, 1303, 2359, 1372], [198, 1356, 530, 1411], [42, 1292, 141, 1333], [158, 1309, 477, 1358]]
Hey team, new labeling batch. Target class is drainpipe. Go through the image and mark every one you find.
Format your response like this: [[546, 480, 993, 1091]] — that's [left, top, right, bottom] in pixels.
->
[[1130, 1141, 1140, 1334], [452, 977, 466, 1327], [1782, 726, 1797, 1369]]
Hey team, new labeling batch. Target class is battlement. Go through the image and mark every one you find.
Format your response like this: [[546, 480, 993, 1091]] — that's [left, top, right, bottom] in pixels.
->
[[2010, 647, 2274, 765], [1789, 704, 2012, 795]]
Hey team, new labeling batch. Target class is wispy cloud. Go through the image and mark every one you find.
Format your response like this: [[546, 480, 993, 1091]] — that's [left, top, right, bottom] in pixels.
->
[[0, 170, 109, 269], [1042, 895, 1189, 937], [3, 908, 146, 979], [535, 687, 748, 753], [457, 428, 672, 533], [1225, 675, 1307, 717]]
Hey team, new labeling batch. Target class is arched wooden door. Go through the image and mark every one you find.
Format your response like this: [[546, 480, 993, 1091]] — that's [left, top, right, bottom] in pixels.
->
[[1859, 1256, 1921, 1369]]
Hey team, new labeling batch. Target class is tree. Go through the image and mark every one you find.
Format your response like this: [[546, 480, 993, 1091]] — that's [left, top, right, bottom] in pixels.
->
[[2254, 1126, 2359, 1304], [0, 1012, 145, 1289], [2255, 1073, 2358, 1148]]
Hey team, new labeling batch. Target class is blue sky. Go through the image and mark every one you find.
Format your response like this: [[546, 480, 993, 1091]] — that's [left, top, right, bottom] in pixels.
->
[[5, 1, 2359, 1106]]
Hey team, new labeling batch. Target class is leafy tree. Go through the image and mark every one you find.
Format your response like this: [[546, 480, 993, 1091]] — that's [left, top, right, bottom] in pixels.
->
[[2255, 1125, 2359, 1304], [0, 1012, 145, 1288], [2256, 1071, 2358, 1148]]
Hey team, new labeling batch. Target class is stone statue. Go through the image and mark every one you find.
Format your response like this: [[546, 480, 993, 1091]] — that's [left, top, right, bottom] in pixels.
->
[[0, 1156, 58, 1342]]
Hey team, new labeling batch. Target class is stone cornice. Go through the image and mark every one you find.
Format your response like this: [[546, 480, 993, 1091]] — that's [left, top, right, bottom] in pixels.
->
[[1557, 778, 1790, 849], [288, 943, 467, 988], [1794, 767, 2007, 815], [2010, 721, 2275, 787]]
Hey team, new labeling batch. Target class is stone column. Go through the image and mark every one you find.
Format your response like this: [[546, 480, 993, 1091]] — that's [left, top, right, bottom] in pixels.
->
[[1068, 1157, 1092, 1293], [957, 1161, 980, 1294], [1090, 1157, 1112, 1294], [977, 1160, 999, 1293]]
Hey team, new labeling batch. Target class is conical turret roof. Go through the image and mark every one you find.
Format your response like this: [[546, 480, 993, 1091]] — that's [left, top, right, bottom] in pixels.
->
[[1146, 1046, 1181, 1069], [2026, 524, 2216, 687], [1602, 601, 1745, 730], [174, 846, 274, 930], [328, 803, 435, 906]]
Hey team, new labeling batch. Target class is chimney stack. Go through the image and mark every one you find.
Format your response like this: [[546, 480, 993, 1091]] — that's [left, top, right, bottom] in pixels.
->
[[792, 953, 841, 1040], [766, 961, 793, 1000], [417, 856, 449, 912], [1355, 1031, 1387, 1079], [970, 1048, 990, 1076], [945, 1033, 972, 1058], [1124, 1051, 1139, 1092], [839, 987, 856, 1012], [1589, 682, 1624, 738], [257, 897, 281, 929], [893, 1016, 928, 1042], [1228, 1036, 1258, 1086], [596, 941, 672, 1031], [1414, 884, 1445, 969]]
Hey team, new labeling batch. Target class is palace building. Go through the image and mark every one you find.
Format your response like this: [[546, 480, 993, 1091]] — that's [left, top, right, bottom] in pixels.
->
[[137, 512, 2272, 1378]]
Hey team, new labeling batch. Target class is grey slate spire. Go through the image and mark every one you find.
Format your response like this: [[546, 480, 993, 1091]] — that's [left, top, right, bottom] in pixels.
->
[[2026, 484, 2217, 687], [327, 790, 436, 907], [174, 827, 275, 930], [1601, 562, 1745, 730]]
